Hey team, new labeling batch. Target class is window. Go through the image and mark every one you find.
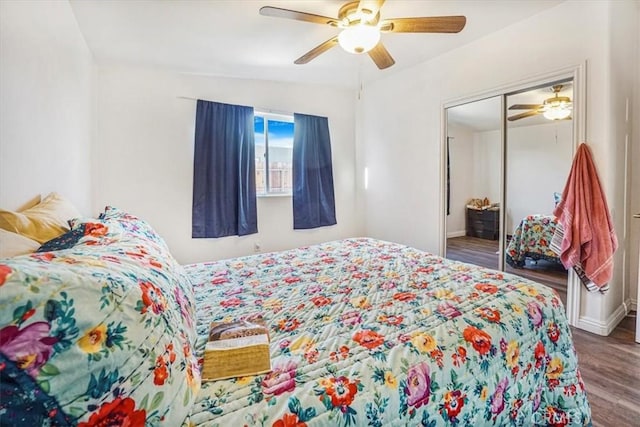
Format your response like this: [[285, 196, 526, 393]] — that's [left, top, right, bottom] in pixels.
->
[[254, 113, 294, 195]]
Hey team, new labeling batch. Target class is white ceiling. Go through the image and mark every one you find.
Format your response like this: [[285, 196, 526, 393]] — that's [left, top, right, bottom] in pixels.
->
[[69, 0, 565, 89]]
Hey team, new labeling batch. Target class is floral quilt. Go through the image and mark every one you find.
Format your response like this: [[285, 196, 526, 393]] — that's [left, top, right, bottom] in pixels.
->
[[506, 215, 564, 268], [184, 238, 590, 427], [0, 207, 200, 426]]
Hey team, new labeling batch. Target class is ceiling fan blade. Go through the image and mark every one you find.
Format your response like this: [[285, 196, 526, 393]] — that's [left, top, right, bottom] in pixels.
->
[[508, 104, 543, 110], [368, 42, 395, 69], [259, 6, 338, 26], [380, 16, 466, 33], [508, 110, 540, 121], [294, 37, 339, 65], [357, 0, 386, 18]]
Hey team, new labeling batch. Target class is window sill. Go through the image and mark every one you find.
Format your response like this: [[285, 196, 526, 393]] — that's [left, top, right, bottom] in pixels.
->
[[257, 193, 292, 198]]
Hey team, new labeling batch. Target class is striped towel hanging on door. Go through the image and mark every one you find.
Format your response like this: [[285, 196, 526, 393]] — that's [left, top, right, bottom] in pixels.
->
[[552, 143, 617, 294], [551, 220, 605, 293]]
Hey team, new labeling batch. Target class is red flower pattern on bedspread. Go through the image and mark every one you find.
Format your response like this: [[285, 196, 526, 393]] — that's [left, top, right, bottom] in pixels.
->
[[352, 329, 385, 350], [324, 376, 359, 408], [272, 413, 307, 427], [78, 397, 146, 427], [463, 326, 492, 355], [138, 281, 167, 315], [0, 265, 12, 286]]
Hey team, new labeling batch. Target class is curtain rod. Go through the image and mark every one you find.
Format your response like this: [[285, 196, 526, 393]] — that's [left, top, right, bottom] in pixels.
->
[[177, 96, 292, 117]]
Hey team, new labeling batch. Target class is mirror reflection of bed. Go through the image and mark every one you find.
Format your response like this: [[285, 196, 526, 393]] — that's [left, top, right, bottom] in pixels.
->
[[504, 213, 568, 295], [445, 80, 574, 307]]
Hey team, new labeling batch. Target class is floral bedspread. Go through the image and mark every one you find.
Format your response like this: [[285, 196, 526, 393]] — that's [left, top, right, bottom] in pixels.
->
[[0, 207, 199, 426], [184, 238, 590, 427], [506, 215, 563, 268]]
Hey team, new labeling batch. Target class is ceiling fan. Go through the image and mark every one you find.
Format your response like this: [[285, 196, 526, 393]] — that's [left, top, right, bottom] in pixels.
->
[[259, 0, 466, 70], [508, 85, 573, 121]]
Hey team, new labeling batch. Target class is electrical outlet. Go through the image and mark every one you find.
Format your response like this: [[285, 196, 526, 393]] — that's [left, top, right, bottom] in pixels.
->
[[254, 242, 261, 252]]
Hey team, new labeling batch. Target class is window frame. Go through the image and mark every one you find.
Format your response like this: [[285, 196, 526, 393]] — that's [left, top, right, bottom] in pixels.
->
[[254, 111, 294, 197]]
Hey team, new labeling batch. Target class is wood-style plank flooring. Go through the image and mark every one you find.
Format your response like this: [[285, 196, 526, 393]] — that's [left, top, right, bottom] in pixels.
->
[[445, 236, 640, 426], [572, 315, 640, 427], [447, 236, 568, 305]]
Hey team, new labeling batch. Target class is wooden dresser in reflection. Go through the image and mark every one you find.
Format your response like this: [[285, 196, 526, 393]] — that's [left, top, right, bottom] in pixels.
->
[[466, 207, 499, 240]]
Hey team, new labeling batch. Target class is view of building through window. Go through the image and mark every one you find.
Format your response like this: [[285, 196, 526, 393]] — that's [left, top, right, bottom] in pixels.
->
[[254, 114, 294, 195]]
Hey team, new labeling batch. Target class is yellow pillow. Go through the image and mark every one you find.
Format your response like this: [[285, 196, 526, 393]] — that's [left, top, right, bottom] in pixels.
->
[[0, 229, 41, 257], [0, 193, 82, 243]]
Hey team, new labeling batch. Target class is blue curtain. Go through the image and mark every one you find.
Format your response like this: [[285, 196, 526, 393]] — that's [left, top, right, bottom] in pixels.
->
[[192, 100, 257, 238], [292, 113, 336, 229]]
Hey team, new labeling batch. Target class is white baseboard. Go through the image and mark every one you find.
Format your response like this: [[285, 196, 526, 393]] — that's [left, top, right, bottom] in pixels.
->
[[630, 298, 637, 312], [447, 230, 466, 238], [576, 299, 631, 336]]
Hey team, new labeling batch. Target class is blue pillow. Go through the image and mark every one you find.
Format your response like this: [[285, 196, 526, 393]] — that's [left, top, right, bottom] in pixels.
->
[[553, 192, 562, 207]]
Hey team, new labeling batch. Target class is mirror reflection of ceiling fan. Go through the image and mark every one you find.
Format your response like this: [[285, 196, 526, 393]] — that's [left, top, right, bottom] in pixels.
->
[[259, 0, 466, 70], [508, 85, 573, 121]]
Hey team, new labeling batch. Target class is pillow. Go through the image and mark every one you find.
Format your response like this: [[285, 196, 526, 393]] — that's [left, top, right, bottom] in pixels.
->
[[553, 192, 562, 207], [0, 211, 199, 425], [0, 193, 81, 243], [0, 229, 40, 258]]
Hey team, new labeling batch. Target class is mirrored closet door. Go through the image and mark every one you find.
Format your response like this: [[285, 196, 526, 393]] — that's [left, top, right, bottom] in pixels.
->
[[445, 96, 502, 270], [443, 73, 579, 311], [503, 80, 574, 304]]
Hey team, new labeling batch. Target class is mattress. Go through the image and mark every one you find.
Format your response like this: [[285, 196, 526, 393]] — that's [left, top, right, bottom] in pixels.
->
[[184, 238, 590, 426]]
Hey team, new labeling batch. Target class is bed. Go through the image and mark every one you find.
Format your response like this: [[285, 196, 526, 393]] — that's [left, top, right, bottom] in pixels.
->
[[506, 214, 564, 269], [0, 207, 590, 426], [185, 238, 590, 426]]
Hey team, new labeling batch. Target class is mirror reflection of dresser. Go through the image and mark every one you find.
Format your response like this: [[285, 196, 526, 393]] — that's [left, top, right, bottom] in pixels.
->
[[466, 207, 499, 240]]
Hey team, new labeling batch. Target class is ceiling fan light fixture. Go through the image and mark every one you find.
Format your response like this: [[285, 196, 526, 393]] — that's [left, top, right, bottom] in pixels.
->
[[543, 97, 572, 120], [338, 24, 380, 54], [543, 106, 571, 120]]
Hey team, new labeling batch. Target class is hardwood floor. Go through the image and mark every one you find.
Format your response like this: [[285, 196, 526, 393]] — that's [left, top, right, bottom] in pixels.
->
[[447, 236, 568, 304], [446, 235, 500, 270], [445, 236, 640, 426], [572, 315, 640, 427]]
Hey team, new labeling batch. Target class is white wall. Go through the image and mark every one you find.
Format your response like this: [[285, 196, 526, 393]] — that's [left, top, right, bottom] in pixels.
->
[[448, 119, 572, 242], [359, 0, 632, 333], [604, 0, 638, 319], [94, 66, 361, 264], [446, 126, 500, 237], [505, 121, 573, 232], [473, 130, 501, 206], [0, 0, 93, 213]]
